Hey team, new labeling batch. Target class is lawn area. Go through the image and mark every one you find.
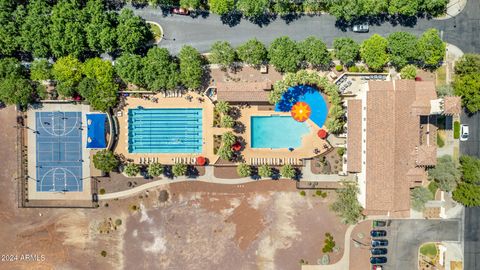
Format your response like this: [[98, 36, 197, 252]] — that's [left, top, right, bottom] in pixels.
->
[[436, 65, 446, 86], [454, 121, 460, 139], [437, 132, 445, 148], [148, 22, 162, 43], [420, 243, 438, 259], [428, 181, 439, 197]]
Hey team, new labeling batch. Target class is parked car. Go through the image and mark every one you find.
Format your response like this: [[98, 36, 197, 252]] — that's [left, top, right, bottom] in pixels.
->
[[373, 220, 387, 227], [370, 257, 387, 264], [353, 23, 369, 33], [172, 7, 189, 15], [371, 239, 388, 247], [371, 248, 388, 255], [371, 230, 387, 237], [372, 265, 384, 270], [460, 124, 469, 141]]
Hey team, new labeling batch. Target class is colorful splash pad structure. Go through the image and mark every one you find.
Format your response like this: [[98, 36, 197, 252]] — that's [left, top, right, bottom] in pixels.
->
[[275, 85, 329, 128], [290, 102, 311, 122]]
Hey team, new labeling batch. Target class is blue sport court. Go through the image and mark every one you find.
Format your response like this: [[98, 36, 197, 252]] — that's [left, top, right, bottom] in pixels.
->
[[128, 108, 203, 153], [35, 111, 83, 192]]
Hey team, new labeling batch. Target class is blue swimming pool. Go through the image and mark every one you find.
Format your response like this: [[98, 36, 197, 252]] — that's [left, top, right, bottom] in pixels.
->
[[128, 108, 202, 153], [251, 116, 310, 148]]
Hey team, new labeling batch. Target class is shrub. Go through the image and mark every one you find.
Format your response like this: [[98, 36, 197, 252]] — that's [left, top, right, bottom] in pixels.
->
[[124, 163, 140, 177], [322, 233, 336, 253], [99, 188, 106, 195], [337, 147, 345, 157], [258, 164, 272, 178], [347, 66, 359, 72], [330, 180, 364, 224], [115, 219, 122, 226], [299, 190, 306, 196], [237, 163, 251, 177], [316, 190, 327, 198], [453, 121, 460, 139], [437, 133, 445, 148], [148, 163, 164, 177], [335, 65, 343, 72], [100, 250, 107, 257], [172, 163, 188, 177]]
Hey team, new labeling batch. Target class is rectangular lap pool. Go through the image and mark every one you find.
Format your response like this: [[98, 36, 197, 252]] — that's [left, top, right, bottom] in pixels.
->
[[128, 108, 203, 153], [251, 116, 310, 149]]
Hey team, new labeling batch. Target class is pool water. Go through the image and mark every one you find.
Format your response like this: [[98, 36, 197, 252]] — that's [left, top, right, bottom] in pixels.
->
[[251, 116, 310, 148], [128, 108, 202, 153]]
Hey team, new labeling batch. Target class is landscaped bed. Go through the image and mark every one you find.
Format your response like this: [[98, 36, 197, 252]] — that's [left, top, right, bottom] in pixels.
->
[[147, 22, 162, 43], [311, 148, 343, 175]]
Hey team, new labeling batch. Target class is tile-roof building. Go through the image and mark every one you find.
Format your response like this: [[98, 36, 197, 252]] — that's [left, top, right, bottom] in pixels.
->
[[216, 81, 272, 103], [346, 80, 448, 218]]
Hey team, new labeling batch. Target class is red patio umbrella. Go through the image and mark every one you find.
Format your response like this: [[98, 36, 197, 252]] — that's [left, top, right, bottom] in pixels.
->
[[231, 142, 242, 151], [196, 156, 207, 166], [317, 129, 328, 139]]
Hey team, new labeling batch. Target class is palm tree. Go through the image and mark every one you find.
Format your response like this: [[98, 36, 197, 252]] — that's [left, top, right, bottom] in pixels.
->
[[258, 164, 272, 178], [218, 145, 233, 160], [148, 163, 164, 177], [222, 131, 236, 146], [124, 163, 140, 177], [172, 163, 188, 177], [220, 115, 235, 128], [215, 100, 230, 114], [237, 163, 251, 177], [280, 164, 296, 179]]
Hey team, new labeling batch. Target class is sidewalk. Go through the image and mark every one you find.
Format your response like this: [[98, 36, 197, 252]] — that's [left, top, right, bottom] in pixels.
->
[[435, 0, 467, 20]]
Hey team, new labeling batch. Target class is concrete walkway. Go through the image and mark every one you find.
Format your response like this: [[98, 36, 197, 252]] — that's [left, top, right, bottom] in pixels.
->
[[435, 0, 468, 20], [302, 224, 356, 270]]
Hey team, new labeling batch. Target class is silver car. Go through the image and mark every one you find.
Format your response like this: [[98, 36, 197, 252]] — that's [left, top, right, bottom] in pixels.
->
[[353, 23, 369, 33]]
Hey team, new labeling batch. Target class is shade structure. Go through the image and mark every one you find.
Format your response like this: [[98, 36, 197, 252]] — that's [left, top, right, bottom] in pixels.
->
[[317, 129, 328, 139], [196, 156, 206, 166], [231, 142, 242, 151], [290, 101, 311, 122]]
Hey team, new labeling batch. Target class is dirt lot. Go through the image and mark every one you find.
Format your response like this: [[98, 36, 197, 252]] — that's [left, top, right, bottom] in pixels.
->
[[0, 106, 348, 270]]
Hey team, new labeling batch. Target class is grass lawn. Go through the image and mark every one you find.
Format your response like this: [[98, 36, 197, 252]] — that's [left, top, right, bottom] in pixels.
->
[[436, 65, 446, 86], [428, 181, 439, 197], [454, 121, 460, 139], [420, 243, 438, 259], [437, 132, 445, 148], [148, 22, 162, 43]]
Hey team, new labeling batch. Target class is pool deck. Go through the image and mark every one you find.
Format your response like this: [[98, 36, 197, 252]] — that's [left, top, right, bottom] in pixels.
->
[[116, 92, 217, 165]]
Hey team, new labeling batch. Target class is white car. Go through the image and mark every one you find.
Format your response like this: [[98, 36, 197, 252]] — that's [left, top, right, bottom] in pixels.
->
[[460, 124, 469, 141], [353, 23, 369, 33]]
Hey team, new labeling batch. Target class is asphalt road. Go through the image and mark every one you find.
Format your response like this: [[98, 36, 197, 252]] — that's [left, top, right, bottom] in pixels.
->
[[127, 0, 480, 54], [384, 219, 461, 270], [460, 110, 480, 157]]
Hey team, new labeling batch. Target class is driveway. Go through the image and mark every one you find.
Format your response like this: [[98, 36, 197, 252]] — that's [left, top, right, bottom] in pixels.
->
[[384, 219, 461, 269], [460, 110, 480, 158], [126, 0, 480, 54]]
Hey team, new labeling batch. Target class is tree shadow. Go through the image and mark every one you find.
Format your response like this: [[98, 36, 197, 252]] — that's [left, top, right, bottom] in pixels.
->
[[104, 0, 126, 11], [190, 10, 210, 19], [233, 122, 246, 134], [187, 166, 199, 178], [221, 11, 242, 27], [163, 165, 174, 179], [248, 13, 277, 27], [271, 168, 280, 180], [293, 168, 303, 181], [229, 106, 242, 120], [280, 12, 304, 24]]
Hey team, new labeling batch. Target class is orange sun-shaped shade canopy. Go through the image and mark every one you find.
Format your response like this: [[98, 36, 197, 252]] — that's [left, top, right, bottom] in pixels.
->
[[290, 102, 311, 122]]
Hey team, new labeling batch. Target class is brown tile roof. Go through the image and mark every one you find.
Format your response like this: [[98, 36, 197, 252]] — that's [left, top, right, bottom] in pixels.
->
[[406, 167, 428, 186], [216, 82, 272, 102], [346, 100, 362, 173], [443, 96, 462, 115], [365, 80, 437, 217], [415, 145, 438, 166]]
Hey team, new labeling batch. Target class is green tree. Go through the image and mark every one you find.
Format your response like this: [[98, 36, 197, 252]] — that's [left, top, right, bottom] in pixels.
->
[[460, 156, 480, 184], [0, 77, 34, 107], [80, 58, 118, 111], [210, 41, 236, 69], [452, 182, 480, 207], [0, 1, 22, 56], [30, 59, 52, 81], [280, 164, 295, 179], [417, 28, 445, 67], [268, 36, 303, 73], [388, 0, 419, 16], [455, 54, 480, 76], [93, 150, 119, 172], [236, 0, 269, 18], [215, 100, 231, 114], [428, 155, 461, 192], [333, 38, 359, 66], [142, 47, 180, 91], [360, 34, 389, 72], [20, 0, 51, 58], [117, 9, 151, 54], [237, 163, 251, 177], [400, 65, 417, 79], [49, 0, 86, 58], [258, 164, 272, 178], [387, 32, 418, 69], [124, 163, 140, 177], [172, 163, 188, 177], [298, 36, 331, 68], [325, 118, 344, 134], [52, 55, 83, 97], [237, 39, 267, 66], [221, 131, 236, 146], [208, 0, 234, 15], [411, 186, 433, 211], [148, 163, 164, 177], [0, 58, 24, 78], [114, 53, 145, 86], [180, 0, 201, 9], [422, 0, 448, 16], [272, 0, 293, 15], [453, 73, 480, 113], [179, 45, 203, 89], [84, 0, 117, 54], [436, 84, 454, 97], [218, 145, 234, 160], [330, 180, 364, 225], [220, 115, 235, 128]]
